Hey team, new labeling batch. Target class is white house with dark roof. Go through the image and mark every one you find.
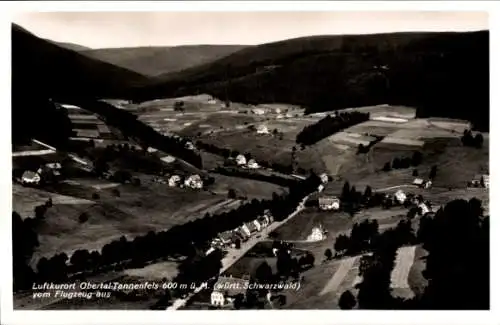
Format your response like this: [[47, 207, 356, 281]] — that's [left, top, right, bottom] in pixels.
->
[[210, 276, 249, 307], [21, 170, 41, 185]]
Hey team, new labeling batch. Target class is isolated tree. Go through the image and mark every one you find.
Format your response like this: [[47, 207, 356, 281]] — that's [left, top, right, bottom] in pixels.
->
[[78, 212, 89, 223], [324, 248, 333, 261], [411, 151, 423, 166], [363, 185, 373, 199], [112, 188, 121, 197], [429, 165, 438, 180], [392, 157, 401, 169], [227, 188, 237, 199], [474, 133, 484, 148], [341, 181, 351, 201], [334, 234, 350, 255], [339, 290, 357, 309], [255, 261, 273, 284]]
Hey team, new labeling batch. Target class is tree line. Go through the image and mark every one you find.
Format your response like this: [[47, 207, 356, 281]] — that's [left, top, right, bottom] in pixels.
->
[[296, 111, 370, 145], [382, 151, 423, 172]]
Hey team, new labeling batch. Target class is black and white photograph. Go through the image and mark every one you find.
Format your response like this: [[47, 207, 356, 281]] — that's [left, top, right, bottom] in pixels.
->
[[1, 2, 497, 324]]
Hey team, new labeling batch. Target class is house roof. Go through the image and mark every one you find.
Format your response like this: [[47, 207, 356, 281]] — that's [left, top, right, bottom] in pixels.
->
[[213, 276, 249, 296], [22, 170, 40, 181], [245, 221, 258, 231], [319, 196, 339, 204], [219, 231, 233, 242]]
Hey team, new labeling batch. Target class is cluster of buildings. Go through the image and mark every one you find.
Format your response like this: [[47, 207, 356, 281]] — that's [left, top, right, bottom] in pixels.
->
[[159, 174, 203, 189], [151, 173, 204, 189], [231, 154, 260, 170], [18, 162, 63, 186], [209, 210, 274, 250]]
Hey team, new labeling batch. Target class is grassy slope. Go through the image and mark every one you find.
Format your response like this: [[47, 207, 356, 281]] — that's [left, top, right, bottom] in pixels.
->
[[135, 31, 489, 130], [82, 45, 247, 77]]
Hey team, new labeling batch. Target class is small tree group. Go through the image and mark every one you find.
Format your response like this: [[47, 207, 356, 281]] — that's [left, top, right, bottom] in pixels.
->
[[461, 129, 484, 148], [383, 151, 423, 172]]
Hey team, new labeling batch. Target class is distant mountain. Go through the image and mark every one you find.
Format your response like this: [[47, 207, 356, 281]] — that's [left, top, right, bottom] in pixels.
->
[[135, 31, 489, 130], [11, 23, 149, 145], [52, 41, 92, 52], [82, 45, 247, 77]]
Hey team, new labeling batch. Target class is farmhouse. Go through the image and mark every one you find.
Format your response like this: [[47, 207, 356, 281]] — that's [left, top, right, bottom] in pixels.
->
[[168, 175, 182, 187], [210, 276, 249, 307], [394, 190, 407, 204], [418, 203, 431, 215], [21, 170, 41, 185], [234, 228, 250, 241], [235, 154, 247, 166], [251, 108, 266, 115], [247, 159, 259, 169], [218, 231, 234, 246], [161, 155, 176, 164], [319, 196, 340, 211], [244, 221, 259, 234], [256, 125, 269, 135], [307, 224, 327, 241], [252, 219, 262, 232], [413, 178, 432, 189], [319, 173, 329, 184], [184, 174, 203, 189], [257, 215, 270, 228]]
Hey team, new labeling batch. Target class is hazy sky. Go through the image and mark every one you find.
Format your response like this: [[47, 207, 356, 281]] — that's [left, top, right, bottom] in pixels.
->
[[14, 11, 488, 49]]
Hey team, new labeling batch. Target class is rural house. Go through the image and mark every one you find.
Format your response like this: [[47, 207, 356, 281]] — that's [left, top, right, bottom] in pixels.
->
[[21, 170, 41, 186], [319, 173, 329, 184], [234, 228, 250, 241], [418, 203, 431, 215], [307, 224, 327, 242], [413, 178, 432, 189], [256, 125, 269, 134], [251, 108, 266, 115], [184, 174, 203, 189], [247, 159, 259, 169], [318, 196, 340, 211], [218, 231, 234, 246], [252, 219, 262, 232], [168, 175, 182, 187], [210, 276, 249, 307], [235, 154, 247, 166], [394, 190, 407, 204], [257, 215, 270, 228]]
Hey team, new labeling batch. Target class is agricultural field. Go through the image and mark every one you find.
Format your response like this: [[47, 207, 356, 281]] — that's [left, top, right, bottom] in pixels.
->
[[209, 174, 289, 199], [276, 243, 427, 309]]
